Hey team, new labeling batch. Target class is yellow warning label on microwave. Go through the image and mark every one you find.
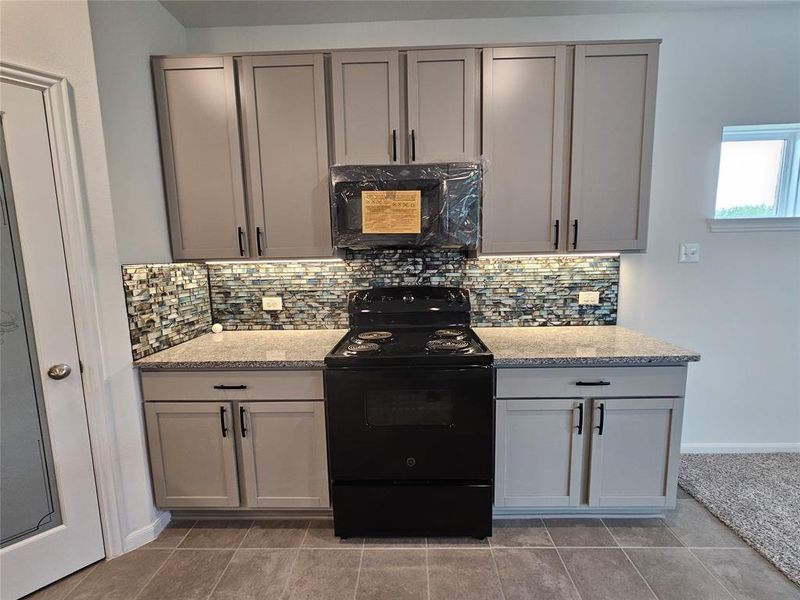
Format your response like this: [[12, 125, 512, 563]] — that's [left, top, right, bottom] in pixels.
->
[[361, 190, 422, 234]]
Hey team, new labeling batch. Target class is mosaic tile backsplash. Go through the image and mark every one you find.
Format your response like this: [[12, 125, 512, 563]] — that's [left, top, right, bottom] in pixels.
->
[[122, 263, 211, 360], [123, 251, 618, 357]]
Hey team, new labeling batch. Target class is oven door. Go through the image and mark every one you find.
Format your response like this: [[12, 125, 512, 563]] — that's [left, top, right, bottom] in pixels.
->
[[325, 367, 493, 482]]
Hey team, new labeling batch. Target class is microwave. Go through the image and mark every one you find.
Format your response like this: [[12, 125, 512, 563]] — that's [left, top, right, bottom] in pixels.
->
[[329, 163, 481, 253]]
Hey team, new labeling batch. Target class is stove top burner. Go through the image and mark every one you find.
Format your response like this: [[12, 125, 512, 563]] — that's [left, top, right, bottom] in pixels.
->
[[426, 338, 471, 352], [354, 330, 394, 343], [434, 328, 466, 339], [345, 342, 380, 353]]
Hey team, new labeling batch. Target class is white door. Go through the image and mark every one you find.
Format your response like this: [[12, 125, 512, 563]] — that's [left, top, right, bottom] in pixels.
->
[[0, 80, 104, 599]]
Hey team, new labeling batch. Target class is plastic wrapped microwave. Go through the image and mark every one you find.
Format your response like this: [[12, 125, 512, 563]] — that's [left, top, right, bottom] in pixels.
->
[[329, 163, 481, 253]]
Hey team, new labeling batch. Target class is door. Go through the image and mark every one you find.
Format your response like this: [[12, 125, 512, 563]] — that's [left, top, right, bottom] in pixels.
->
[[144, 402, 239, 508], [588, 397, 683, 508], [152, 56, 250, 259], [331, 50, 401, 164], [495, 399, 584, 508], [239, 401, 330, 508], [568, 43, 658, 251], [239, 54, 332, 258], [0, 81, 104, 599], [406, 49, 479, 163], [482, 46, 569, 253]]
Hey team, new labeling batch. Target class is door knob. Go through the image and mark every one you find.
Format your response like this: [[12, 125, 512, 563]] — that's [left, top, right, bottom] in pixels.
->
[[47, 364, 72, 380]]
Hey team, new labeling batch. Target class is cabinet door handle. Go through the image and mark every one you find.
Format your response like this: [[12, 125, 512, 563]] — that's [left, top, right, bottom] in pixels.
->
[[392, 129, 397, 161], [553, 219, 560, 250], [237, 226, 245, 256], [572, 219, 579, 250], [411, 129, 416, 162], [256, 226, 263, 256], [220, 406, 228, 438], [574, 402, 583, 435], [213, 384, 247, 390], [575, 380, 610, 386], [595, 403, 605, 436], [240, 406, 248, 438]]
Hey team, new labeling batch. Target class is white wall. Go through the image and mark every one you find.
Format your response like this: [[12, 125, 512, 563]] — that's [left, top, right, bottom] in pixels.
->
[[188, 8, 800, 449], [0, 0, 163, 556], [89, 0, 186, 264]]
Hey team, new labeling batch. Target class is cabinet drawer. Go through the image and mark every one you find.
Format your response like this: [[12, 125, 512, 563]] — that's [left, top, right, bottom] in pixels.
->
[[496, 366, 686, 399], [141, 370, 324, 401]]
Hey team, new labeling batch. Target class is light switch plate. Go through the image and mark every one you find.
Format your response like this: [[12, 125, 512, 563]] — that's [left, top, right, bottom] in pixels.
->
[[679, 243, 700, 263], [578, 291, 600, 305], [262, 296, 283, 311]]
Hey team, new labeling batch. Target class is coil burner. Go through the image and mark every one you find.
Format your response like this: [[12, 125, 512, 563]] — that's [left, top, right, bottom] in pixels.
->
[[353, 331, 394, 344], [426, 339, 470, 353], [345, 342, 380, 354]]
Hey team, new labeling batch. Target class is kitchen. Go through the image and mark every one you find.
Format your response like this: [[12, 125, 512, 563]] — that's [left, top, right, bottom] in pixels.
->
[[1, 2, 798, 600]]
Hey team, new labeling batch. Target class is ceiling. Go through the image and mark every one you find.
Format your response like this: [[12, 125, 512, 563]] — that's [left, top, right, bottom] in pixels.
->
[[158, 0, 797, 28]]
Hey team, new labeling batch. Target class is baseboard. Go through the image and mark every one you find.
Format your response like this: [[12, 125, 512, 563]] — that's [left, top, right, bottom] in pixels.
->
[[122, 510, 171, 553], [681, 442, 800, 454]]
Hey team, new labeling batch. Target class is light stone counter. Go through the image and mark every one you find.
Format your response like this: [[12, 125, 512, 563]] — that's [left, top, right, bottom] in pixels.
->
[[135, 329, 348, 370], [475, 325, 700, 367]]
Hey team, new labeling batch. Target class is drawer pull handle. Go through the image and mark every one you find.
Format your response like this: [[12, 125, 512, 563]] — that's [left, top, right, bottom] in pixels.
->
[[595, 403, 605, 436], [574, 402, 583, 435], [220, 406, 228, 438], [575, 380, 610, 386], [213, 384, 247, 390]]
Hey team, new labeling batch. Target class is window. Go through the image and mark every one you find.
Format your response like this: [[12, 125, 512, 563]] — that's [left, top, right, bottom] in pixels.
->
[[712, 124, 799, 228]]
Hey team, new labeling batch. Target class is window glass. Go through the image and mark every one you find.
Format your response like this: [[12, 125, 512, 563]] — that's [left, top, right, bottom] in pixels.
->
[[715, 140, 784, 218]]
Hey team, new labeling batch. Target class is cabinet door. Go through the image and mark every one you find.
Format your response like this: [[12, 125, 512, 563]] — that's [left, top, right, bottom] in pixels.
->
[[588, 397, 683, 508], [407, 49, 479, 163], [482, 47, 569, 253], [331, 50, 401, 164], [239, 401, 330, 508], [144, 402, 239, 508], [495, 399, 584, 508], [152, 57, 249, 259], [239, 55, 332, 258], [568, 43, 658, 252]]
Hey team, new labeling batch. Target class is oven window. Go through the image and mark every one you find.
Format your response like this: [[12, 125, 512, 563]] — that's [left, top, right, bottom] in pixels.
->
[[365, 390, 454, 427]]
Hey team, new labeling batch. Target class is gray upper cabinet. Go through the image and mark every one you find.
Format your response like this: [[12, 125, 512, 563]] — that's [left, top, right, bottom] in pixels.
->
[[406, 49, 480, 163], [568, 43, 658, 252], [239, 54, 332, 258], [482, 46, 570, 253], [152, 57, 250, 260], [331, 50, 402, 164]]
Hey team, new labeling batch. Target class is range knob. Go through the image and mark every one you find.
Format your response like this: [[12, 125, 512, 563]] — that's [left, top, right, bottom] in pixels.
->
[[402, 293, 415, 304]]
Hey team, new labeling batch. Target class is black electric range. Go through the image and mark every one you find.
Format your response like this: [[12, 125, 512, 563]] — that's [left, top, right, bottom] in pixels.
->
[[324, 286, 494, 539]]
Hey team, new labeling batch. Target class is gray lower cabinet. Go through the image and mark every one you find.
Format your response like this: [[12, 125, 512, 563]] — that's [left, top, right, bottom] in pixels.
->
[[144, 402, 240, 508], [239, 54, 332, 258], [152, 57, 250, 260], [239, 401, 330, 508]]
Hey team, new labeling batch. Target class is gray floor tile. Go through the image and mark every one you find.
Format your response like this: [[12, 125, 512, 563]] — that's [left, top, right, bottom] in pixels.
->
[[692, 548, 800, 600], [240, 519, 309, 548], [356, 549, 427, 600], [544, 518, 617, 547], [490, 519, 553, 547], [363, 537, 426, 547], [302, 519, 363, 547], [626, 548, 732, 600], [560, 548, 654, 600], [63, 549, 171, 600], [209, 548, 296, 600], [284, 549, 361, 600], [604, 518, 683, 547], [663, 500, 746, 548], [426, 536, 489, 547], [427, 549, 503, 600], [493, 548, 580, 600], [144, 519, 196, 549], [24, 564, 98, 600], [179, 519, 253, 549], [136, 549, 234, 600]]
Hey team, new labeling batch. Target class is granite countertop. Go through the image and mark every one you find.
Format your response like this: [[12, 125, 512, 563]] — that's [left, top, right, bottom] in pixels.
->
[[135, 329, 348, 370], [135, 326, 699, 370], [475, 326, 700, 367]]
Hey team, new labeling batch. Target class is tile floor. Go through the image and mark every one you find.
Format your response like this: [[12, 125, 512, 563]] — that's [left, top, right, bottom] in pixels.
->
[[26, 493, 800, 600]]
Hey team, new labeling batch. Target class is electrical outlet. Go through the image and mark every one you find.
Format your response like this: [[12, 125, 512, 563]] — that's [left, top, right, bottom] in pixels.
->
[[578, 291, 600, 305], [679, 243, 700, 263], [262, 296, 283, 311]]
